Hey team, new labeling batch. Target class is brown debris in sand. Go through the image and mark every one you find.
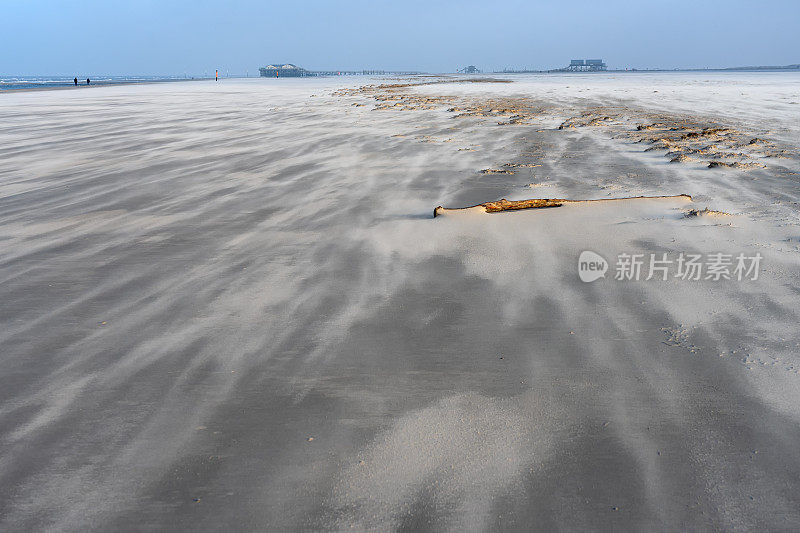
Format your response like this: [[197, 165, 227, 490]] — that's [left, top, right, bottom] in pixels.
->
[[708, 160, 766, 169], [331, 78, 510, 97], [684, 208, 732, 218], [628, 119, 784, 168], [450, 99, 540, 124], [371, 78, 512, 90], [562, 109, 787, 170], [681, 127, 733, 140], [480, 168, 514, 174], [336, 79, 792, 176], [636, 123, 665, 131], [504, 162, 542, 168], [333, 79, 542, 124], [371, 93, 451, 111], [559, 112, 618, 130]]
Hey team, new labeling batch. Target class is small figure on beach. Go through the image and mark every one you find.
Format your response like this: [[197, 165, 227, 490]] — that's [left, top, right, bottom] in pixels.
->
[[74, 77, 78, 86], [86, 78, 90, 85]]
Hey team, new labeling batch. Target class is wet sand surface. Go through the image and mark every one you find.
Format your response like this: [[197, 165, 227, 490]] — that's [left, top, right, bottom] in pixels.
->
[[1, 74, 800, 531]]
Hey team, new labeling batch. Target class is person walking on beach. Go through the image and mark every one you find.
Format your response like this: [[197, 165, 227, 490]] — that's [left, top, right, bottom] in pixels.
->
[[86, 78, 90, 85], [74, 77, 78, 86]]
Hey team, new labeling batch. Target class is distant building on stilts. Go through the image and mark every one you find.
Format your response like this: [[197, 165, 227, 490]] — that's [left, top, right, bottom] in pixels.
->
[[564, 59, 607, 72], [457, 65, 481, 74], [259, 64, 309, 77]]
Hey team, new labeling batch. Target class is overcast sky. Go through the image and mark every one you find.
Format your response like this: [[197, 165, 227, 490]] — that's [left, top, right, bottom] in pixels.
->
[[3, 0, 799, 76]]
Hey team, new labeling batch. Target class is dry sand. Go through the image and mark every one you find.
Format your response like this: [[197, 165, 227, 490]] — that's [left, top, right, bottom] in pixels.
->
[[1, 73, 800, 531]]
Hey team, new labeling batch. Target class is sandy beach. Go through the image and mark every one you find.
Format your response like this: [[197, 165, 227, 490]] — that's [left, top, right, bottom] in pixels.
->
[[2, 72, 800, 530]]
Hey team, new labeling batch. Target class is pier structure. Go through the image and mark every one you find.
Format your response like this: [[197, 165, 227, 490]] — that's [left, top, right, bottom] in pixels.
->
[[259, 64, 421, 77]]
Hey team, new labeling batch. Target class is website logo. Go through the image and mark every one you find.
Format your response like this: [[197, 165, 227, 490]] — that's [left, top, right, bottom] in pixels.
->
[[578, 251, 608, 282]]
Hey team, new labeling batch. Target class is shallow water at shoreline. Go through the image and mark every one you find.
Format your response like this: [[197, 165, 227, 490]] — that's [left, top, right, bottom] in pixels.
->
[[0, 75, 211, 91]]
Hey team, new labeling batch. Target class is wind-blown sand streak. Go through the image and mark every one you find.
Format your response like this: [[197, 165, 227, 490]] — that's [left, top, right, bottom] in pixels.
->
[[1, 73, 800, 531]]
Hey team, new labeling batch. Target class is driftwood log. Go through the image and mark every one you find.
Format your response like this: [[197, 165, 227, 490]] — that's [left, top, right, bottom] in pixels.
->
[[433, 194, 692, 218]]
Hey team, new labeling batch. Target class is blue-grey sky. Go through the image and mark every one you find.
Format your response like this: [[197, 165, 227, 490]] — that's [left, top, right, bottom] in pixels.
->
[[2, 0, 799, 75]]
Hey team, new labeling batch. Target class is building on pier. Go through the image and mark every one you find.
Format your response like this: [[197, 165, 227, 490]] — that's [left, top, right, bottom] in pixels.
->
[[565, 59, 607, 71], [259, 64, 309, 77]]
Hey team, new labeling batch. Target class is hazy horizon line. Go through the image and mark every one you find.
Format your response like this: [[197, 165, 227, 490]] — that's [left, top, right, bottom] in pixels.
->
[[3, 61, 800, 79]]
